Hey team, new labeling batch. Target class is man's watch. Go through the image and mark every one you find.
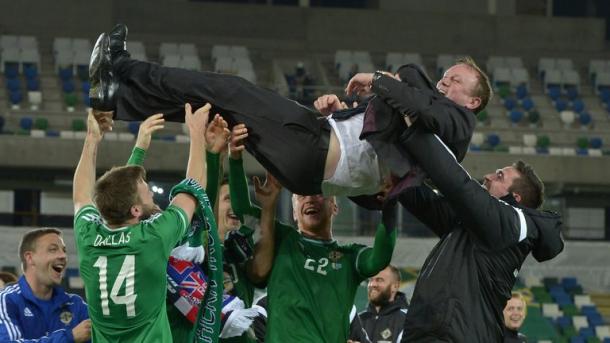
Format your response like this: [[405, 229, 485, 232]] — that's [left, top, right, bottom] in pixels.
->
[[372, 71, 384, 85]]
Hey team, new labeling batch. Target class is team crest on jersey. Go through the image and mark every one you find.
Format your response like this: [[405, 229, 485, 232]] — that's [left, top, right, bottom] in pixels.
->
[[328, 250, 343, 261], [381, 328, 392, 339], [59, 311, 73, 325]]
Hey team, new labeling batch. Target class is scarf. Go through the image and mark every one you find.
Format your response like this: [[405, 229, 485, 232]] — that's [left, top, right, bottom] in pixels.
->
[[170, 178, 223, 343]]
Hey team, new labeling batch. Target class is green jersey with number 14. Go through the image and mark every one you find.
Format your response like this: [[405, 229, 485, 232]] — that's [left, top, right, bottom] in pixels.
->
[[74, 204, 188, 343]]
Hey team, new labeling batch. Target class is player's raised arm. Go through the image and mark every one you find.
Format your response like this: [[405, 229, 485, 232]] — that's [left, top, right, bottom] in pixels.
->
[[126, 113, 165, 166], [73, 110, 104, 214], [170, 103, 210, 222]]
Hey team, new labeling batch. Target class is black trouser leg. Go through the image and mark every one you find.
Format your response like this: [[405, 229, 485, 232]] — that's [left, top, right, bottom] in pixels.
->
[[113, 57, 328, 195]]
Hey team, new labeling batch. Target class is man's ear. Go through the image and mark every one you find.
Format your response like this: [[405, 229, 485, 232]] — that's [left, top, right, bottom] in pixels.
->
[[24, 251, 34, 268], [512, 192, 522, 204], [130, 205, 142, 220], [466, 96, 482, 111]]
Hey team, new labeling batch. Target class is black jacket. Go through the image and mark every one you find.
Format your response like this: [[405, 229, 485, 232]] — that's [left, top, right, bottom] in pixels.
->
[[350, 64, 476, 209], [351, 292, 409, 343], [503, 327, 527, 343], [396, 128, 564, 342]]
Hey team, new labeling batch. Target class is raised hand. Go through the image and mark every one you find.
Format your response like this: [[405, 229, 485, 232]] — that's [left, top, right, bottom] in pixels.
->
[[184, 103, 211, 139], [229, 123, 249, 159], [345, 73, 374, 96], [253, 172, 282, 209], [92, 110, 114, 132], [135, 113, 165, 150], [205, 113, 231, 153], [313, 94, 347, 116], [86, 110, 104, 143]]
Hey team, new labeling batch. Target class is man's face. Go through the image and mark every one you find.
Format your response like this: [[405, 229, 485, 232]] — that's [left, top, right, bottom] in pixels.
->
[[292, 194, 336, 232], [218, 185, 241, 234], [482, 166, 521, 199], [504, 297, 526, 330], [26, 233, 67, 287], [136, 179, 159, 220], [436, 64, 481, 111], [368, 267, 398, 307]]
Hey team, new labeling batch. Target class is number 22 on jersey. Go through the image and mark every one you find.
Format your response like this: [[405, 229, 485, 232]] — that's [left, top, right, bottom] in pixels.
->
[[93, 255, 137, 317]]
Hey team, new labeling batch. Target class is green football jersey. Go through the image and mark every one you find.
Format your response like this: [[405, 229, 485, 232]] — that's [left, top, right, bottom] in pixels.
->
[[266, 225, 369, 343], [74, 204, 188, 342]]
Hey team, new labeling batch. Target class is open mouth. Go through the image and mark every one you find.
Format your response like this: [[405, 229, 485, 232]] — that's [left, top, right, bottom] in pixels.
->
[[303, 207, 320, 215], [227, 212, 239, 221], [51, 263, 66, 274]]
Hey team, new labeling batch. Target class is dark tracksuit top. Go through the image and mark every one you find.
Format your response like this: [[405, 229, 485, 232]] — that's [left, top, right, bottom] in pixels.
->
[[350, 292, 409, 343], [396, 128, 564, 342]]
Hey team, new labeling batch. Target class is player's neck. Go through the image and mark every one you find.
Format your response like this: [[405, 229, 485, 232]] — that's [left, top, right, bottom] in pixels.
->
[[299, 226, 333, 241], [25, 273, 53, 300], [107, 217, 140, 229]]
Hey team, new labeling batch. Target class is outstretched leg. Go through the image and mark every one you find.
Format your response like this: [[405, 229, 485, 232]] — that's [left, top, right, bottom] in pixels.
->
[[91, 25, 329, 195]]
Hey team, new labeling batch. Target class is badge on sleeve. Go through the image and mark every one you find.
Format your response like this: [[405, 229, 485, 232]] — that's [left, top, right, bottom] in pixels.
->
[[381, 328, 392, 339], [60, 311, 73, 325]]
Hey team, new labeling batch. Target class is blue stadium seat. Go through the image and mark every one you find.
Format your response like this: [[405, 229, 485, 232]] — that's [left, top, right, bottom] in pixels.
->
[[19, 117, 33, 130], [555, 99, 568, 112], [579, 327, 595, 338], [509, 110, 523, 124], [487, 133, 500, 148], [572, 99, 585, 113], [516, 84, 528, 100], [521, 97, 535, 111], [9, 90, 22, 105], [556, 316, 572, 329], [582, 305, 598, 315], [128, 122, 140, 135], [548, 85, 562, 101], [590, 137, 603, 149], [26, 77, 39, 91], [504, 98, 517, 111], [579, 112, 592, 126], [23, 64, 38, 80], [58, 66, 73, 81], [81, 81, 90, 94], [4, 64, 19, 79], [603, 338, 610, 343], [562, 277, 579, 290], [46, 129, 60, 137], [576, 148, 589, 156], [587, 312, 604, 326], [566, 86, 579, 100], [6, 77, 20, 92], [600, 88, 610, 103], [570, 337, 585, 343], [62, 80, 75, 93]]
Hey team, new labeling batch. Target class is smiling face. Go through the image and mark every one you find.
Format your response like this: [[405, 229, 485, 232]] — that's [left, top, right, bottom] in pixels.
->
[[482, 166, 522, 200], [24, 233, 67, 288], [436, 63, 482, 111], [504, 297, 526, 330], [218, 184, 241, 239], [292, 194, 337, 238], [368, 267, 399, 308]]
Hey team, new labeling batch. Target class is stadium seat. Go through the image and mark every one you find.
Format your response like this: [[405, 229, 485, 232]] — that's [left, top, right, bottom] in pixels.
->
[[542, 303, 562, 319], [521, 97, 535, 111], [509, 110, 523, 125], [470, 132, 484, 149], [9, 90, 23, 108], [6, 77, 20, 92], [71, 119, 85, 131], [589, 137, 603, 149], [162, 54, 181, 68], [556, 58, 575, 71], [181, 55, 202, 71], [537, 135, 550, 149], [545, 69, 562, 90], [538, 57, 556, 79], [28, 91, 42, 110], [26, 77, 40, 91], [493, 67, 511, 87], [596, 326, 610, 339], [178, 43, 197, 56], [19, 117, 33, 131], [556, 99, 569, 112], [159, 42, 179, 59], [486, 133, 500, 148], [504, 98, 517, 110], [128, 122, 140, 135], [572, 99, 585, 113], [574, 316, 590, 331], [589, 59, 607, 82], [563, 70, 582, 93], [511, 67, 530, 89], [506, 56, 524, 68], [523, 134, 536, 147], [34, 117, 48, 131], [562, 304, 580, 316], [579, 112, 592, 127]]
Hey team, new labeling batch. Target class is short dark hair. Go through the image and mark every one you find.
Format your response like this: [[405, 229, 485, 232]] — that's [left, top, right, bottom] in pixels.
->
[[0, 271, 18, 285], [455, 56, 493, 114], [94, 165, 147, 225], [387, 265, 401, 283], [509, 160, 544, 209], [19, 228, 62, 271]]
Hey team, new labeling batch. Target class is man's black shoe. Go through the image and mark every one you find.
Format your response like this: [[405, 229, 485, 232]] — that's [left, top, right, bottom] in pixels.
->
[[109, 23, 129, 61], [89, 33, 119, 112]]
